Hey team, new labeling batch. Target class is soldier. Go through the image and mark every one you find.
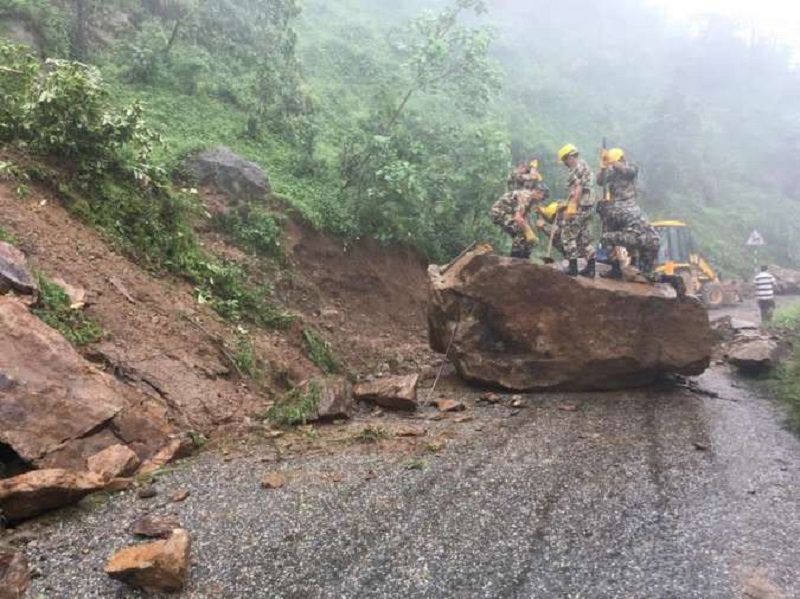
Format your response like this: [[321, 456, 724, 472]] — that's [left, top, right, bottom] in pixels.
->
[[557, 144, 596, 277], [596, 148, 660, 280], [491, 168, 550, 260]]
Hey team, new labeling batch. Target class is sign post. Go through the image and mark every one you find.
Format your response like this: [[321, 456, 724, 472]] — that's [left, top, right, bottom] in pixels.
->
[[746, 229, 765, 273]]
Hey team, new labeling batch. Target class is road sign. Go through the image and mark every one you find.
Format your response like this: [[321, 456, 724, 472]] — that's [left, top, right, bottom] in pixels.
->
[[746, 230, 765, 246]]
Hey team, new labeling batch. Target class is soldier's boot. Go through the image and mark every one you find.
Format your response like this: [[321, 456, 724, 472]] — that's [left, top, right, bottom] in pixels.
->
[[567, 259, 579, 277], [579, 258, 596, 278], [663, 274, 687, 299], [609, 260, 623, 280]]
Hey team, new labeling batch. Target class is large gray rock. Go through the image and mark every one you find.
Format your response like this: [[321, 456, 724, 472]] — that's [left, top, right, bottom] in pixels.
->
[[728, 339, 778, 373], [307, 378, 354, 422], [769, 264, 800, 295], [427, 247, 712, 391], [0, 297, 175, 470], [184, 147, 271, 200], [0, 242, 37, 296]]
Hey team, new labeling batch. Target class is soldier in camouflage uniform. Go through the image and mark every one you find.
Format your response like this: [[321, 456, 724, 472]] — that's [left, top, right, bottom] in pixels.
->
[[557, 144, 596, 277], [491, 164, 549, 260], [596, 148, 660, 279]]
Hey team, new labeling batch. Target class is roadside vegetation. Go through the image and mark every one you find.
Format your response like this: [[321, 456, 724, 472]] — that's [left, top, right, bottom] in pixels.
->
[[770, 305, 800, 432], [32, 273, 103, 346]]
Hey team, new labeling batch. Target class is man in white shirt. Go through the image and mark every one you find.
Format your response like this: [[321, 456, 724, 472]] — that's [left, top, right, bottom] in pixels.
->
[[754, 265, 777, 323]]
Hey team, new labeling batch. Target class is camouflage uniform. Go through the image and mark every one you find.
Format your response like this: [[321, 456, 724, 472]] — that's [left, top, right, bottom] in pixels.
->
[[491, 190, 537, 259], [596, 162, 660, 273], [560, 158, 595, 260]]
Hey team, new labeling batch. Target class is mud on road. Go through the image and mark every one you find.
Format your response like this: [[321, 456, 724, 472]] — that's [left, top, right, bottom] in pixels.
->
[[16, 351, 800, 599]]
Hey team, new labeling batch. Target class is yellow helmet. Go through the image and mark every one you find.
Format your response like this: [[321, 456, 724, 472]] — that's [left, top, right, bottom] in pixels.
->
[[607, 148, 625, 163], [558, 144, 578, 162]]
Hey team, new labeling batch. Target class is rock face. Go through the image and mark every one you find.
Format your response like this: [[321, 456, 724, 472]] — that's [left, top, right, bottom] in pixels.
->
[[0, 297, 175, 470], [0, 549, 30, 599], [728, 339, 778, 373], [0, 242, 37, 296], [354, 375, 419, 411], [769, 264, 800, 295], [184, 147, 271, 200], [0, 469, 107, 522], [105, 529, 191, 594], [427, 247, 712, 391]]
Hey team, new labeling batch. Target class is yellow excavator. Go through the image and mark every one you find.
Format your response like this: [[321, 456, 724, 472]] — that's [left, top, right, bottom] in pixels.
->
[[651, 220, 743, 308]]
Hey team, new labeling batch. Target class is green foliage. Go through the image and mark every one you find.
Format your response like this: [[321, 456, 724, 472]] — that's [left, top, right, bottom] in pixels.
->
[[302, 327, 339, 374], [231, 332, 259, 378], [0, 0, 71, 55], [32, 273, 103, 346], [770, 304, 800, 433], [0, 226, 17, 244], [267, 381, 320, 426], [214, 205, 285, 259]]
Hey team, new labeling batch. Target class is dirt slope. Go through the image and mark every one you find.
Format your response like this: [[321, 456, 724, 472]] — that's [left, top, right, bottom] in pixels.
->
[[0, 182, 434, 436]]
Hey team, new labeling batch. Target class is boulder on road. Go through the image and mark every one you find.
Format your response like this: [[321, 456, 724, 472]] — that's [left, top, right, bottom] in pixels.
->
[[305, 377, 354, 422], [0, 469, 107, 522], [105, 529, 191, 594], [728, 339, 778, 373], [183, 147, 270, 200], [769, 264, 800, 295], [354, 374, 419, 411], [0, 297, 174, 470], [427, 247, 712, 391], [87, 444, 141, 481]]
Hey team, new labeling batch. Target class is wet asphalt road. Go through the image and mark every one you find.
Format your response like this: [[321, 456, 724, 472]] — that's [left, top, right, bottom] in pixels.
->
[[18, 301, 800, 598]]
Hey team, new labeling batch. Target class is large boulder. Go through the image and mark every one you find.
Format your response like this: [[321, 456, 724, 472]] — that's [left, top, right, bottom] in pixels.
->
[[354, 375, 419, 411], [0, 469, 107, 522], [0, 242, 37, 297], [0, 297, 175, 470], [427, 247, 712, 391], [183, 147, 271, 200], [769, 264, 800, 295]]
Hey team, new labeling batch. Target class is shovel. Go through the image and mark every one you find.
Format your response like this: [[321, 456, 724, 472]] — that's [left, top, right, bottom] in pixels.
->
[[542, 222, 558, 264]]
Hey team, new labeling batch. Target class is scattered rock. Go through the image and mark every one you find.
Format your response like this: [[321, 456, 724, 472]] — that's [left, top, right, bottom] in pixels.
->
[[0, 469, 106, 522], [0, 548, 30, 599], [478, 392, 502, 404], [728, 339, 778, 373], [131, 515, 182, 539], [261, 473, 287, 489], [511, 397, 526, 408], [694, 442, 710, 451], [104, 478, 134, 492], [557, 404, 579, 413], [137, 485, 157, 500], [87, 445, 141, 481], [395, 427, 426, 438], [104, 529, 191, 594], [0, 242, 37, 297], [454, 415, 475, 424], [354, 374, 419, 411], [428, 246, 712, 390], [305, 378, 354, 422], [138, 436, 195, 476], [170, 489, 190, 503], [184, 147, 271, 201], [434, 399, 466, 413]]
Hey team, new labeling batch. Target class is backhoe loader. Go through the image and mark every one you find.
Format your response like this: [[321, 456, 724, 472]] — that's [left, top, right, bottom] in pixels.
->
[[651, 220, 742, 308]]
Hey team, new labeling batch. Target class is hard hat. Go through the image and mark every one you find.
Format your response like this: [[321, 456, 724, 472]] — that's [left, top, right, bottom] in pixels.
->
[[607, 148, 624, 163], [558, 144, 578, 162]]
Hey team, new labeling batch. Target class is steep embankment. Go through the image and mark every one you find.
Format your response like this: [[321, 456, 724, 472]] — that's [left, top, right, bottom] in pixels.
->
[[0, 181, 433, 435]]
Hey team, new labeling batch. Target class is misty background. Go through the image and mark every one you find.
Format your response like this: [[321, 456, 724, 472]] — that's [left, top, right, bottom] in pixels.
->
[[2, 0, 799, 273]]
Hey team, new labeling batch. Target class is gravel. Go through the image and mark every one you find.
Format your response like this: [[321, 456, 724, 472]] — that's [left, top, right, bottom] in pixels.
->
[[13, 366, 800, 599]]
